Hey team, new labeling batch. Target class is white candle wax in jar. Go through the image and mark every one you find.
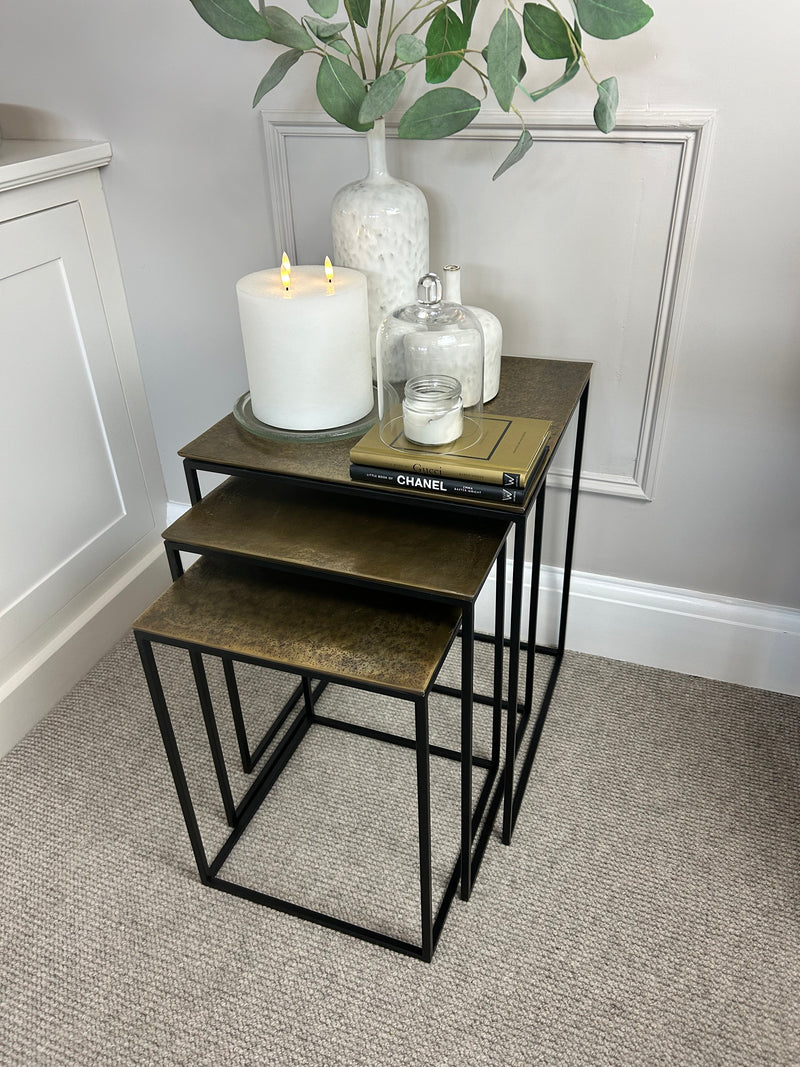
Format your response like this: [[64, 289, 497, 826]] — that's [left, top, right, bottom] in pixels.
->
[[236, 263, 372, 430], [402, 375, 464, 446]]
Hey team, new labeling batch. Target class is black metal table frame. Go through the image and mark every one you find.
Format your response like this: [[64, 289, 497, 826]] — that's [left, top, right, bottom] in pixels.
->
[[135, 599, 499, 962], [180, 381, 588, 850]]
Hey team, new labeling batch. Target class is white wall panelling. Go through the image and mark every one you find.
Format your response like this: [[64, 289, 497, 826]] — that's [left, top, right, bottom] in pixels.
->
[[261, 109, 715, 502], [542, 564, 799, 697], [0, 140, 169, 756], [473, 562, 800, 699]]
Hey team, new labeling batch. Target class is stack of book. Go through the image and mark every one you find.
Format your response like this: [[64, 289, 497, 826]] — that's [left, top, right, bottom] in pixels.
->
[[349, 414, 552, 504]]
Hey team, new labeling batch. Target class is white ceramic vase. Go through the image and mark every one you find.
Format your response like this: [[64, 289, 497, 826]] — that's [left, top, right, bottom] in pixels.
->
[[441, 264, 502, 403], [331, 119, 429, 373]]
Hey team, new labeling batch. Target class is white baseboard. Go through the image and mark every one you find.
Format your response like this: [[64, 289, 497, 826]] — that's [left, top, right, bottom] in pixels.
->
[[166, 500, 191, 525], [169, 499, 800, 696], [0, 540, 171, 758], [476, 564, 800, 697]]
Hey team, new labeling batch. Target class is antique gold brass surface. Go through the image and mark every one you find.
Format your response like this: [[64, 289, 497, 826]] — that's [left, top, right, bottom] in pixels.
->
[[164, 478, 508, 602], [135, 556, 461, 697], [179, 356, 591, 510]]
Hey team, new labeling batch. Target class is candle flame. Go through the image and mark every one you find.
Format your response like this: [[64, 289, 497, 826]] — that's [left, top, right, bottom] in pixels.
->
[[280, 251, 291, 291], [324, 256, 334, 287]]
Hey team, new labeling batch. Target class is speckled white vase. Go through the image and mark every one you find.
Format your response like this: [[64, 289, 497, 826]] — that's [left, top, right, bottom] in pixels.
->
[[331, 119, 429, 373], [442, 264, 502, 402]]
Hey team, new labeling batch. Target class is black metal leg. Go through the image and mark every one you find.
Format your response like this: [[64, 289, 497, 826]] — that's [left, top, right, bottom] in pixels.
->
[[492, 540, 507, 771], [184, 459, 202, 505], [165, 543, 184, 581], [135, 635, 211, 883], [505, 383, 589, 839], [414, 696, 434, 962], [302, 675, 317, 720], [524, 482, 547, 715], [460, 604, 474, 901], [502, 518, 526, 845], [189, 651, 236, 827], [558, 382, 588, 654], [223, 656, 253, 772]]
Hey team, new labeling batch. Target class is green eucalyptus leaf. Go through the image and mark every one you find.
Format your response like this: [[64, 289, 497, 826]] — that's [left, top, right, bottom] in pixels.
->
[[262, 6, 315, 48], [304, 16, 349, 39], [425, 8, 468, 84], [187, 0, 270, 41], [487, 9, 522, 113], [492, 128, 534, 180], [307, 0, 338, 17], [395, 33, 427, 64], [574, 0, 653, 39], [347, 0, 370, 29], [329, 37, 352, 53], [398, 87, 480, 139], [252, 48, 303, 105], [516, 53, 579, 102], [316, 54, 372, 130], [461, 0, 479, 34], [593, 75, 619, 131], [523, 4, 573, 59], [359, 70, 406, 123], [482, 46, 527, 80]]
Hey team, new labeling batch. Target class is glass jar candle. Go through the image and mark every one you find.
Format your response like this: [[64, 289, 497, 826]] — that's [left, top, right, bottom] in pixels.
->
[[402, 375, 464, 445]]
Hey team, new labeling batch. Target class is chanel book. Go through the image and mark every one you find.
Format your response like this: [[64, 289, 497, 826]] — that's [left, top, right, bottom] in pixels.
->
[[349, 464, 529, 504], [350, 413, 552, 488]]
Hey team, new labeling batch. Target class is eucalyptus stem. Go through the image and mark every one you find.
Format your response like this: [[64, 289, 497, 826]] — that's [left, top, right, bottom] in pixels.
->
[[375, 0, 388, 76], [546, 0, 592, 76], [366, 33, 378, 76], [400, 0, 447, 39], [461, 50, 491, 87], [379, 0, 419, 70], [342, 0, 369, 79]]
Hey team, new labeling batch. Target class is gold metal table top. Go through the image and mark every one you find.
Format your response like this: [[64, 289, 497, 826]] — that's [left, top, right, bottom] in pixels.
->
[[179, 357, 591, 511], [134, 556, 461, 697], [163, 476, 509, 603]]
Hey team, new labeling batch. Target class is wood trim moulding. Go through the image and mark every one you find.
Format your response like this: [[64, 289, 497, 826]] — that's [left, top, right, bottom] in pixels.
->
[[0, 139, 112, 194], [260, 108, 716, 501]]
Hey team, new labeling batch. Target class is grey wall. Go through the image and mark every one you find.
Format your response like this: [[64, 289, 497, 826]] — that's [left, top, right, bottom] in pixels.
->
[[2, 0, 798, 611]]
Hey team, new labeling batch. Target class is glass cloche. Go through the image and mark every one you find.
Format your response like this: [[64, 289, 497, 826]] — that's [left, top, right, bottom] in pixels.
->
[[376, 273, 484, 452]]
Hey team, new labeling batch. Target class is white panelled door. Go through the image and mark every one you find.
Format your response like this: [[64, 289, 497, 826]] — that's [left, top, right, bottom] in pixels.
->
[[0, 202, 154, 659]]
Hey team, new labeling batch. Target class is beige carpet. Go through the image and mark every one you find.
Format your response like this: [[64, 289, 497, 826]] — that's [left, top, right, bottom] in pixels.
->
[[1, 634, 798, 1066]]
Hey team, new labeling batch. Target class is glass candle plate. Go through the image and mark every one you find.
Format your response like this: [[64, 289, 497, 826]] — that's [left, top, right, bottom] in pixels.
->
[[233, 389, 378, 443]]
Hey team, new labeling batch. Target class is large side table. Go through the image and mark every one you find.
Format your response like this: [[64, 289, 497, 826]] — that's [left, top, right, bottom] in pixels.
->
[[177, 355, 590, 847]]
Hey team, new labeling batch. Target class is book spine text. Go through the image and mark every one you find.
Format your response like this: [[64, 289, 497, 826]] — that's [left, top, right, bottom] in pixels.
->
[[349, 465, 525, 504]]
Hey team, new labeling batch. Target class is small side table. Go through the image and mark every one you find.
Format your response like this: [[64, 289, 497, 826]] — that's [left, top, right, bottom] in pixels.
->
[[135, 554, 469, 961]]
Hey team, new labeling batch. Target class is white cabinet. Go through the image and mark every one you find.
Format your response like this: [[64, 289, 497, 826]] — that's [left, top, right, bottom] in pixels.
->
[[0, 140, 168, 755]]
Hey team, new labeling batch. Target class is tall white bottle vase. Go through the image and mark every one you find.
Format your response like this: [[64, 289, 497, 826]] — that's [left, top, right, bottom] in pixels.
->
[[441, 264, 502, 402], [331, 120, 429, 373]]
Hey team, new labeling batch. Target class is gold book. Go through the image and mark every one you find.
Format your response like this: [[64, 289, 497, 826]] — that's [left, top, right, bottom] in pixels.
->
[[350, 414, 552, 488]]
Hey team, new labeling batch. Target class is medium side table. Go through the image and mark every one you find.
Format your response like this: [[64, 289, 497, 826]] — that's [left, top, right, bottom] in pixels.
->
[[161, 477, 511, 900]]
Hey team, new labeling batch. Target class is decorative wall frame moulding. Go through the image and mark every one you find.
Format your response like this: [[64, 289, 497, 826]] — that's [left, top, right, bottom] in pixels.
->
[[260, 108, 716, 501]]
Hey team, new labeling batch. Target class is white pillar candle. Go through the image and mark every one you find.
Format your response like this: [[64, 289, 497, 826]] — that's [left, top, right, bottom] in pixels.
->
[[236, 263, 373, 431]]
